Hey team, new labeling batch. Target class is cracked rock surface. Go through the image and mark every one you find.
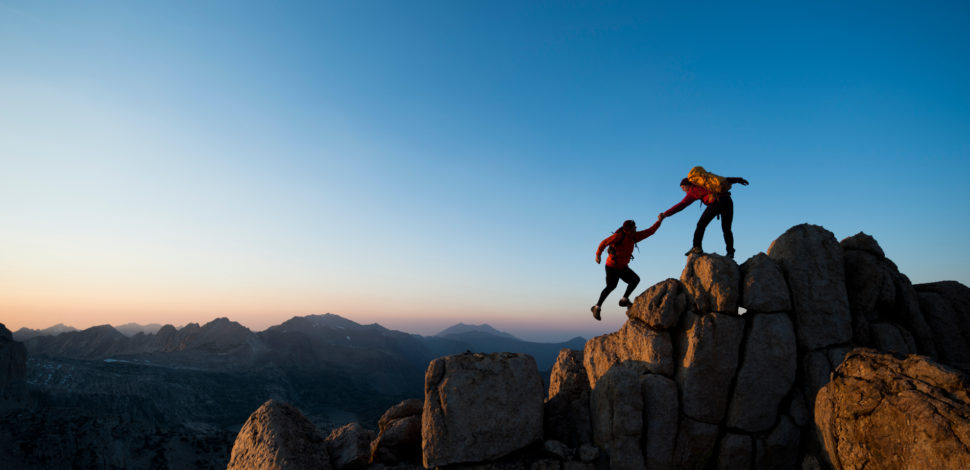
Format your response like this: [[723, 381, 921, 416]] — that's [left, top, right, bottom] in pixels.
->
[[815, 348, 970, 470]]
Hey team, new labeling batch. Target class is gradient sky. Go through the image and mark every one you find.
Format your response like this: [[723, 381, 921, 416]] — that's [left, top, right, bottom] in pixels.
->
[[2, 1, 968, 342]]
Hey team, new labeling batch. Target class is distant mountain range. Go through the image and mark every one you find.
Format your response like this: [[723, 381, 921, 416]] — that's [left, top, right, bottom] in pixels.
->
[[15, 316, 584, 371], [12, 323, 78, 340], [4, 314, 587, 468]]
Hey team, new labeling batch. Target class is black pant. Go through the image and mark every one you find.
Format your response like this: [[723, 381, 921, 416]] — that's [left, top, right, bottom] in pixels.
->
[[693, 195, 734, 254], [596, 265, 640, 306]]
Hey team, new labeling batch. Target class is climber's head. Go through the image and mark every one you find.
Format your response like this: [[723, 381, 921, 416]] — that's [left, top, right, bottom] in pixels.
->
[[680, 178, 692, 192]]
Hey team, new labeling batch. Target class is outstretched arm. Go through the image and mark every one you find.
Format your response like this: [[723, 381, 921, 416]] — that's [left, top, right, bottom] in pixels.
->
[[663, 193, 697, 218], [634, 218, 663, 242], [727, 177, 749, 185]]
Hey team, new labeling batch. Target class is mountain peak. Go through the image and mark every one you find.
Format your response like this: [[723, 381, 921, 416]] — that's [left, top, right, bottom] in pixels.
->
[[435, 323, 518, 340]]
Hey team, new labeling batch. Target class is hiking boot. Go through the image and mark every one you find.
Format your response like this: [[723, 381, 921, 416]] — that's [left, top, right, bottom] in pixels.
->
[[618, 297, 632, 308], [685, 247, 703, 256], [591, 305, 602, 321]]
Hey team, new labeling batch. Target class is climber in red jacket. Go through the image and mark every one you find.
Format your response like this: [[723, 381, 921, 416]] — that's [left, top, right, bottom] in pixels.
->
[[591, 214, 664, 321], [662, 176, 749, 259]]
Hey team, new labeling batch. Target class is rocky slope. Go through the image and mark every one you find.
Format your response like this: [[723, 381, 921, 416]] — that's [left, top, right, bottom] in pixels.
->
[[228, 223, 970, 470]]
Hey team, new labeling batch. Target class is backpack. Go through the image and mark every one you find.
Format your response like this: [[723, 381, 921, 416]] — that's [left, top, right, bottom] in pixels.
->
[[607, 226, 638, 260], [687, 166, 728, 194]]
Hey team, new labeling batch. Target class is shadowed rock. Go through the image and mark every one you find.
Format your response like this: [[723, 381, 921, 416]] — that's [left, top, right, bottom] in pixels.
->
[[674, 417, 719, 470], [681, 253, 740, 313], [369, 398, 422, 466], [545, 349, 592, 447], [717, 433, 752, 470], [915, 281, 970, 372], [590, 365, 644, 470], [754, 415, 800, 470], [583, 319, 673, 387], [227, 400, 330, 470], [815, 348, 970, 470], [768, 224, 852, 350], [0, 323, 29, 412], [675, 311, 744, 424], [727, 313, 797, 432], [325, 422, 374, 470], [422, 352, 543, 468], [628, 278, 687, 329], [739, 253, 791, 313], [642, 373, 678, 470], [841, 232, 937, 358]]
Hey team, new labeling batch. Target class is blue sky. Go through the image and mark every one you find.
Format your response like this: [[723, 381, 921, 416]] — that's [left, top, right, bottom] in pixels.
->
[[1, 1, 968, 341]]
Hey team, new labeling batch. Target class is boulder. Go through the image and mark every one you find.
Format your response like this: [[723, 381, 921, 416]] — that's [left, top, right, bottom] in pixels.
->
[[641, 374, 678, 470], [739, 253, 791, 313], [815, 348, 970, 470], [915, 281, 970, 372], [325, 422, 374, 470], [422, 352, 544, 468], [767, 224, 852, 350], [681, 253, 740, 313], [227, 400, 331, 470], [675, 311, 745, 424], [727, 313, 797, 432], [627, 278, 687, 329], [673, 417, 719, 470], [590, 365, 644, 470], [841, 233, 938, 358], [583, 319, 673, 387], [370, 398, 422, 465], [839, 231, 884, 257], [545, 349, 592, 447]]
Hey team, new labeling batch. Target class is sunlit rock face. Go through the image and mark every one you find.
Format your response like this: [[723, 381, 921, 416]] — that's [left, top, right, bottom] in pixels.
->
[[815, 348, 970, 470], [421, 352, 544, 468], [227, 400, 331, 470]]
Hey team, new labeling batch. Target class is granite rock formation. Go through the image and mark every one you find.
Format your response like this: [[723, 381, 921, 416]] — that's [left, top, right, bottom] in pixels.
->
[[815, 348, 970, 470], [369, 398, 422, 466], [422, 352, 544, 467], [325, 422, 374, 470], [227, 399, 331, 470], [226, 224, 970, 470]]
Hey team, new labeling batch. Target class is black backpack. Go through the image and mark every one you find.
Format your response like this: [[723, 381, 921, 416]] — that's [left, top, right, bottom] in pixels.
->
[[607, 225, 638, 260]]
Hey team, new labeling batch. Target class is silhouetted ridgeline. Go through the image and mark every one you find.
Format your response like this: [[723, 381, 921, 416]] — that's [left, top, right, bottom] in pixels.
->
[[226, 224, 970, 470], [0, 314, 583, 468]]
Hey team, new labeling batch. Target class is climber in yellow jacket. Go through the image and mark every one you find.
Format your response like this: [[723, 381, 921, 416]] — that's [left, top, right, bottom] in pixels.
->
[[662, 166, 749, 259]]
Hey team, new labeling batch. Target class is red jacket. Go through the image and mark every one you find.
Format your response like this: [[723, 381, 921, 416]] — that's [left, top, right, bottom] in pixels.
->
[[596, 220, 662, 268], [663, 178, 742, 217]]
